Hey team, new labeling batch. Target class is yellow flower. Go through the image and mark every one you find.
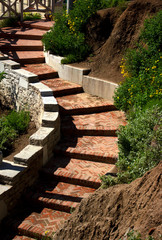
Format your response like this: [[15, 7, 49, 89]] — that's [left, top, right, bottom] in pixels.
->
[[152, 66, 156, 69], [150, 94, 153, 98]]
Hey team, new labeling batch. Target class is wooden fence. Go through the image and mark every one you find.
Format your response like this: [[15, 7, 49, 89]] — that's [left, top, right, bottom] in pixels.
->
[[0, 0, 62, 21]]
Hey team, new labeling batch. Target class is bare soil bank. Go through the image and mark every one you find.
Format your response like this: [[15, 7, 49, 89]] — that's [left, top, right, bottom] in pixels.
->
[[73, 0, 162, 84], [54, 162, 162, 240]]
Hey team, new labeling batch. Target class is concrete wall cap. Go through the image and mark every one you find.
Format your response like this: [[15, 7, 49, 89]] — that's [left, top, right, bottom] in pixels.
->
[[31, 82, 53, 96], [13, 68, 38, 82], [1, 59, 20, 69]]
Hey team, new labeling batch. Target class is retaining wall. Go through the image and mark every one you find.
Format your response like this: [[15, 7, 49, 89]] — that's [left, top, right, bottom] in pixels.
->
[[0, 55, 60, 222], [44, 51, 118, 102]]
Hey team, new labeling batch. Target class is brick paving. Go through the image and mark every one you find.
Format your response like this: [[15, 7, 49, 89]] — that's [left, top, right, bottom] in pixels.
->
[[42, 78, 83, 97], [0, 20, 126, 239], [23, 64, 58, 80], [57, 92, 116, 115], [61, 111, 126, 136]]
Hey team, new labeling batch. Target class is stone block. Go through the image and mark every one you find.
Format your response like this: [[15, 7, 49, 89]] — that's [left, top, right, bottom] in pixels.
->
[[42, 96, 59, 112], [14, 145, 43, 166], [30, 127, 55, 146], [13, 68, 38, 83], [0, 200, 8, 222], [19, 77, 29, 89], [0, 160, 26, 184], [1, 59, 20, 69], [31, 82, 53, 96], [42, 111, 60, 127]]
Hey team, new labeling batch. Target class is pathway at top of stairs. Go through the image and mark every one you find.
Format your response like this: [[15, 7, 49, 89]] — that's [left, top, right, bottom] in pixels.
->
[[0, 20, 126, 240]]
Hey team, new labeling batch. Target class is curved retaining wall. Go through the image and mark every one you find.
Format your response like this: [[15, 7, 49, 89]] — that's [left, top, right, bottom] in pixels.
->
[[0, 55, 60, 222]]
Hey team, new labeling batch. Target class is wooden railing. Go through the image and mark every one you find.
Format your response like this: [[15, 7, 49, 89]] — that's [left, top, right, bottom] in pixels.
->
[[0, 0, 62, 21]]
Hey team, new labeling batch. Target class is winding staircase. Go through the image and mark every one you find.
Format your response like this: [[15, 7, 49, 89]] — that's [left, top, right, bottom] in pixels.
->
[[0, 21, 126, 239]]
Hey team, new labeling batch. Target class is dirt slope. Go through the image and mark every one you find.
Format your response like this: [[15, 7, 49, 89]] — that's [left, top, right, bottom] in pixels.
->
[[73, 0, 162, 84], [54, 162, 162, 240]]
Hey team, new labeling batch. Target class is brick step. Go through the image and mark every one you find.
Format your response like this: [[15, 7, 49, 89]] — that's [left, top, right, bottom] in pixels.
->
[[41, 156, 115, 188], [2, 51, 45, 64], [26, 181, 95, 213], [56, 93, 116, 115], [19, 20, 54, 31], [0, 38, 43, 51], [13, 236, 35, 240], [41, 78, 83, 97], [0, 27, 46, 40], [22, 64, 58, 80], [17, 208, 70, 239], [61, 111, 126, 136], [54, 136, 118, 164]]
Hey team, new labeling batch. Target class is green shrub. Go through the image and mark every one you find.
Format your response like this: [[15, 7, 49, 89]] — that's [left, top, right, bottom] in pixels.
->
[[0, 110, 30, 154], [0, 15, 20, 27], [0, 117, 17, 152], [23, 12, 41, 21], [101, 105, 162, 188], [114, 11, 162, 112], [6, 110, 30, 135], [0, 72, 6, 81]]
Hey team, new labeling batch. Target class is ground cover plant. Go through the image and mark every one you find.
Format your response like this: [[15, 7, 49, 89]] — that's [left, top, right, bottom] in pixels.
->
[[114, 10, 162, 112], [0, 12, 41, 28], [101, 11, 162, 188], [42, 0, 129, 63], [0, 110, 30, 155]]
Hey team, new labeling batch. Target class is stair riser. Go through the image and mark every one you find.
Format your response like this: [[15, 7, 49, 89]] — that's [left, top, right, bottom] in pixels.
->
[[29, 198, 77, 213], [61, 129, 117, 137], [40, 171, 101, 189], [38, 72, 58, 80], [53, 150, 117, 164], [19, 22, 51, 31], [52, 88, 83, 97], [16, 58, 45, 64], [0, 33, 42, 40], [18, 228, 45, 240], [0, 46, 43, 51], [59, 105, 117, 116]]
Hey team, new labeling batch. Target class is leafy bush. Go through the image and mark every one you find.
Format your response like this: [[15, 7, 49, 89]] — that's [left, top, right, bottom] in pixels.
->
[[101, 105, 162, 188], [0, 110, 30, 154], [0, 72, 6, 81], [0, 118, 17, 152], [0, 15, 20, 27], [114, 11, 162, 112], [23, 12, 41, 21], [6, 110, 30, 134], [42, 0, 129, 63]]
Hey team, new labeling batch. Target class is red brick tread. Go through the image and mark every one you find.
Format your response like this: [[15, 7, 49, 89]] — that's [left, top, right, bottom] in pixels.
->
[[22, 64, 58, 80], [54, 136, 118, 163], [3, 51, 45, 64], [20, 20, 54, 31], [28, 182, 95, 212], [0, 27, 46, 40], [41, 78, 83, 97], [56, 93, 116, 115], [61, 111, 126, 136], [42, 156, 115, 188], [13, 236, 35, 240], [18, 208, 70, 239], [0, 38, 43, 51]]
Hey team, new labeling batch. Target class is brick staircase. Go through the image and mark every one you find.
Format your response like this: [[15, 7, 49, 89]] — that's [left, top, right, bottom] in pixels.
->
[[0, 21, 126, 239]]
